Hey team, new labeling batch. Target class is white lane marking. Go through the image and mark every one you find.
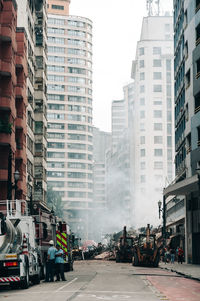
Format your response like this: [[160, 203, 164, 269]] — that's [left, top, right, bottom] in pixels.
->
[[0, 290, 154, 296], [77, 294, 131, 300], [55, 277, 78, 292]]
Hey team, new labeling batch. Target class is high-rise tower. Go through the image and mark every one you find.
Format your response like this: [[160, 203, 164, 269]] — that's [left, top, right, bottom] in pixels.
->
[[47, 0, 93, 239]]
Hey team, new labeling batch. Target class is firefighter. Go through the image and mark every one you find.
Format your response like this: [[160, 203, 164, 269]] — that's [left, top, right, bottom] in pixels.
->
[[55, 244, 66, 281], [46, 240, 57, 282]]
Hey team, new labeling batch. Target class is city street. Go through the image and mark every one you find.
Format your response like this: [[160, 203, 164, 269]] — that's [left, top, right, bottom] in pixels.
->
[[0, 261, 200, 301]]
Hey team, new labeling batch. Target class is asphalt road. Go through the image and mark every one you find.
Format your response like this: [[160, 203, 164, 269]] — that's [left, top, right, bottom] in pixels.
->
[[0, 260, 200, 301]]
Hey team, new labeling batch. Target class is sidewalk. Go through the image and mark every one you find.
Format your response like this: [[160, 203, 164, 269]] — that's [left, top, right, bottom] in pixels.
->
[[159, 261, 200, 281]]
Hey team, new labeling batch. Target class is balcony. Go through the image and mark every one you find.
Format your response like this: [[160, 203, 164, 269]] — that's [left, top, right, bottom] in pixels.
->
[[16, 54, 26, 70], [15, 114, 26, 130], [15, 142, 26, 159], [0, 59, 14, 77], [15, 85, 26, 101], [0, 24, 17, 49], [0, 95, 16, 113], [0, 119, 12, 134]]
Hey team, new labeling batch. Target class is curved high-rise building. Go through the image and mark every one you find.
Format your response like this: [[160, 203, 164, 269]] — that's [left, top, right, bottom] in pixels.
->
[[47, 1, 93, 239]]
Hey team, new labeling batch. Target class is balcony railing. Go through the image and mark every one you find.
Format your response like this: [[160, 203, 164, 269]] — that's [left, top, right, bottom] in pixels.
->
[[196, 2, 200, 13], [195, 105, 200, 114], [196, 37, 200, 46], [196, 72, 200, 79], [186, 146, 191, 154]]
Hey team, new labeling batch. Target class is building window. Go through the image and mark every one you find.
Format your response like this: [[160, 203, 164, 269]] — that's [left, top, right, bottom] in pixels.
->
[[154, 110, 162, 118], [166, 60, 171, 71], [153, 59, 162, 67], [154, 161, 163, 169], [140, 162, 146, 169], [154, 100, 162, 105], [153, 85, 162, 92], [140, 111, 145, 118], [167, 136, 172, 147], [140, 85, 145, 93], [140, 123, 145, 131], [196, 23, 200, 46], [184, 41, 188, 58], [140, 136, 145, 144], [139, 47, 144, 56], [140, 72, 145, 80], [184, 10, 188, 28], [154, 149, 163, 156], [165, 24, 170, 32], [140, 149, 146, 157], [196, 58, 200, 78], [154, 136, 163, 144], [139, 60, 145, 68], [185, 69, 190, 88], [140, 175, 146, 183], [153, 47, 161, 55], [140, 98, 145, 106], [167, 123, 172, 134], [154, 123, 162, 131], [52, 4, 64, 10], [153, 72, 162, 80]]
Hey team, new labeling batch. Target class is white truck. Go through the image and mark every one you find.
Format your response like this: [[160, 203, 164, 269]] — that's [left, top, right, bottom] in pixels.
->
[[0, 200, 41, 289]]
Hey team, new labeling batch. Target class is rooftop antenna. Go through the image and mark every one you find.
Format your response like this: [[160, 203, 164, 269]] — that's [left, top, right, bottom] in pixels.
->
[[146, 0, 160, 16]]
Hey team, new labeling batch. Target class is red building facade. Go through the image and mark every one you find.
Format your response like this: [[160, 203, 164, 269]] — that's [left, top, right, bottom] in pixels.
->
[[0, 0, 27, 200]]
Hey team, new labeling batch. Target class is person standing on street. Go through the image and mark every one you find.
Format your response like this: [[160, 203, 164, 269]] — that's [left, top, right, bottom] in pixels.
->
[[55, 244, 66, 281], [170, 248, 175, 264], [178, 247, 184, 264], [46, 240, 57, 282]]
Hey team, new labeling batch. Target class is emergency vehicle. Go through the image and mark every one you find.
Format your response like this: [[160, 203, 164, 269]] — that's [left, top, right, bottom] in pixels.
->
[[0, 199, 40, 288]]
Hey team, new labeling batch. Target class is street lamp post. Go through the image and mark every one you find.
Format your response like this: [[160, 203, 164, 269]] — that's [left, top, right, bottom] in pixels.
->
[[158, 195, 166, 247]]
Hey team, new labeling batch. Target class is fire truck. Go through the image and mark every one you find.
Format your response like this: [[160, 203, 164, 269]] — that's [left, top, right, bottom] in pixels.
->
[[0, 200, 40, 288], [0, 199, 73, 289]]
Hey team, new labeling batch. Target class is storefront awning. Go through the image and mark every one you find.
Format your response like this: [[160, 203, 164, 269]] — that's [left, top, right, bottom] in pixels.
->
[[163, 174, 199, 198]]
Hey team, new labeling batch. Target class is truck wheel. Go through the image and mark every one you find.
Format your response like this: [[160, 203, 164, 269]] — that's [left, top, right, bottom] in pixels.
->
[[21, 266, 29, 289]]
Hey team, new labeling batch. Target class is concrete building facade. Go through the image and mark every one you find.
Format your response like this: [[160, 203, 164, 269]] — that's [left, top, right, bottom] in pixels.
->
[[164, 0, 200, 264], [0, 0, 27, 201], [92, 127, 111, 241], [15, 0, 48, 209], [131, 15, 175, 227], [46, 0, 93, 239], [105, 82, 134, 233]]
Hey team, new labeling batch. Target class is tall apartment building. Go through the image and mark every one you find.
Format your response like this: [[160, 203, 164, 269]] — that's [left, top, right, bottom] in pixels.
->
[[0, 0, 27, 200], [164, 0, 200, 264], [111, 99, 128, 151], [131, 15, 175, 227], [46, 0, 93, 239], [105, 83, 134, 232], [16, 0, 48, 207], [92, 127, 111, 240]]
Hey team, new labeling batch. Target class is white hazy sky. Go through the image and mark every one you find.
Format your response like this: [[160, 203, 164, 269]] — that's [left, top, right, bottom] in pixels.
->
[[70, 0, 173, 132]]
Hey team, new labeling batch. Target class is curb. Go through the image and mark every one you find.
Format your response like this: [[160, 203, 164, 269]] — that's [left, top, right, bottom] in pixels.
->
[[160, 266, 200, 282]]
